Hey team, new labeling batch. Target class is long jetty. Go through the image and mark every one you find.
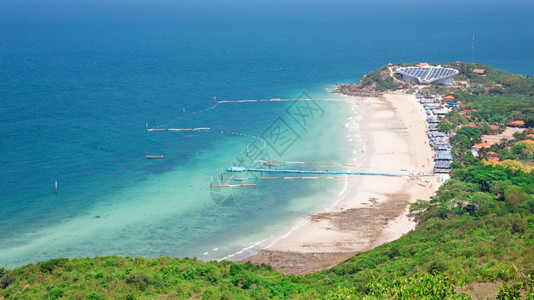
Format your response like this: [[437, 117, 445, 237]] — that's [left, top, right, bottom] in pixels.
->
[[227, 166, 435, 178], [254, 160, 357, 167], [217, 98, 344, 104]]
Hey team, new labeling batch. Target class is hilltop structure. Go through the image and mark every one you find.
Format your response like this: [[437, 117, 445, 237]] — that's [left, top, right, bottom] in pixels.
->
[[395, 65, 459, 84]]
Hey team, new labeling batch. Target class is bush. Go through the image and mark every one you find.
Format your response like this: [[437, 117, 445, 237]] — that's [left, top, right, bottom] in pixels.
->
[[126, 272, 152, 290], [511, 217, 527, 234], [366, 273, 466, 299], [410, 200, 431, 214], [39, 258, 68, 274], [229, 264, 245, 276], [428, 260, 447, 274], [496, 282, 522, 300], [85, 292, 106, 300], [0, 273, 15, 289], [48, 287, 64, 299], [505, 186, 528, 208]]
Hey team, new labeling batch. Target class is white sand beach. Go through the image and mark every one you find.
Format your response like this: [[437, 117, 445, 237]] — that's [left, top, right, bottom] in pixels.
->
[[242, 91, 442, 274]]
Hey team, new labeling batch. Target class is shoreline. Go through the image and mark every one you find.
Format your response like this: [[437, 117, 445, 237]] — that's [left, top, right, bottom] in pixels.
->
[[238, 91, 441, 274]]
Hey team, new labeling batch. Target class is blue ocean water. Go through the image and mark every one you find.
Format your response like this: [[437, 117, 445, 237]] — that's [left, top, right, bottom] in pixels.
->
[[1, 0, 533, 268]]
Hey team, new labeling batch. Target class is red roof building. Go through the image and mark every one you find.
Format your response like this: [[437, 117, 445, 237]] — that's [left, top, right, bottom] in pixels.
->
[[488, 157, 500, 162], [473, 142, 493, 149], [417, 62, 430, 67], [489, 125, 499, 130], [456, 101, 467, 108], [507, 120, 526, 127], [473, 68, 486, 75], [443, 95, 455, 101]]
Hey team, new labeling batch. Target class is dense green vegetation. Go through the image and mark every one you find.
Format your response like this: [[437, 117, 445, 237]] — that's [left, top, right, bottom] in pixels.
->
[[445, 62, 534, 127], [1, 64, 533, 299], [359, 66, 400, 91]]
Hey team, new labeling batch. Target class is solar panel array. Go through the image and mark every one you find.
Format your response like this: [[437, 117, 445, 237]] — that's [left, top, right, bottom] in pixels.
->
[[396, 67, 459, 84]]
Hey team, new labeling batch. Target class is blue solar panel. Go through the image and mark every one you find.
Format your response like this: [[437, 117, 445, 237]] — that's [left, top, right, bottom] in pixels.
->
[[395, 66, 459, 84]]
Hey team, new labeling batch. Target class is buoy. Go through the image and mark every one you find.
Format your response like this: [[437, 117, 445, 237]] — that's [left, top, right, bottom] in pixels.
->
[[55, 181, 58, 194]]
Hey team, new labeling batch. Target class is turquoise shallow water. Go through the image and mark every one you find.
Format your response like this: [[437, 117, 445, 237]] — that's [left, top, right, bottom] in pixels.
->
[[1, 0, 534, 268]]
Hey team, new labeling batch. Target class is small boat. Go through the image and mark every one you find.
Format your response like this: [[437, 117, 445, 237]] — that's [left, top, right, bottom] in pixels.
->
[[146, 155, 165, 159]]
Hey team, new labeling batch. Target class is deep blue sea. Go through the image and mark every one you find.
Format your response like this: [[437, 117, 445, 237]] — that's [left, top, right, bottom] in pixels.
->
[[1, 0, 533, 268]]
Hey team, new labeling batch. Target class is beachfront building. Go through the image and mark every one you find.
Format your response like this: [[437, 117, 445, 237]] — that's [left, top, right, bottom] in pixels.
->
[[434, 150, 453, 173], [395, 65, 459, 84], [418, 94, 455, 174]]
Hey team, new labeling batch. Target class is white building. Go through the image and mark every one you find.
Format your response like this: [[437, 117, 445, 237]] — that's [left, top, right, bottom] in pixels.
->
[[395, 65, 459, 84]]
